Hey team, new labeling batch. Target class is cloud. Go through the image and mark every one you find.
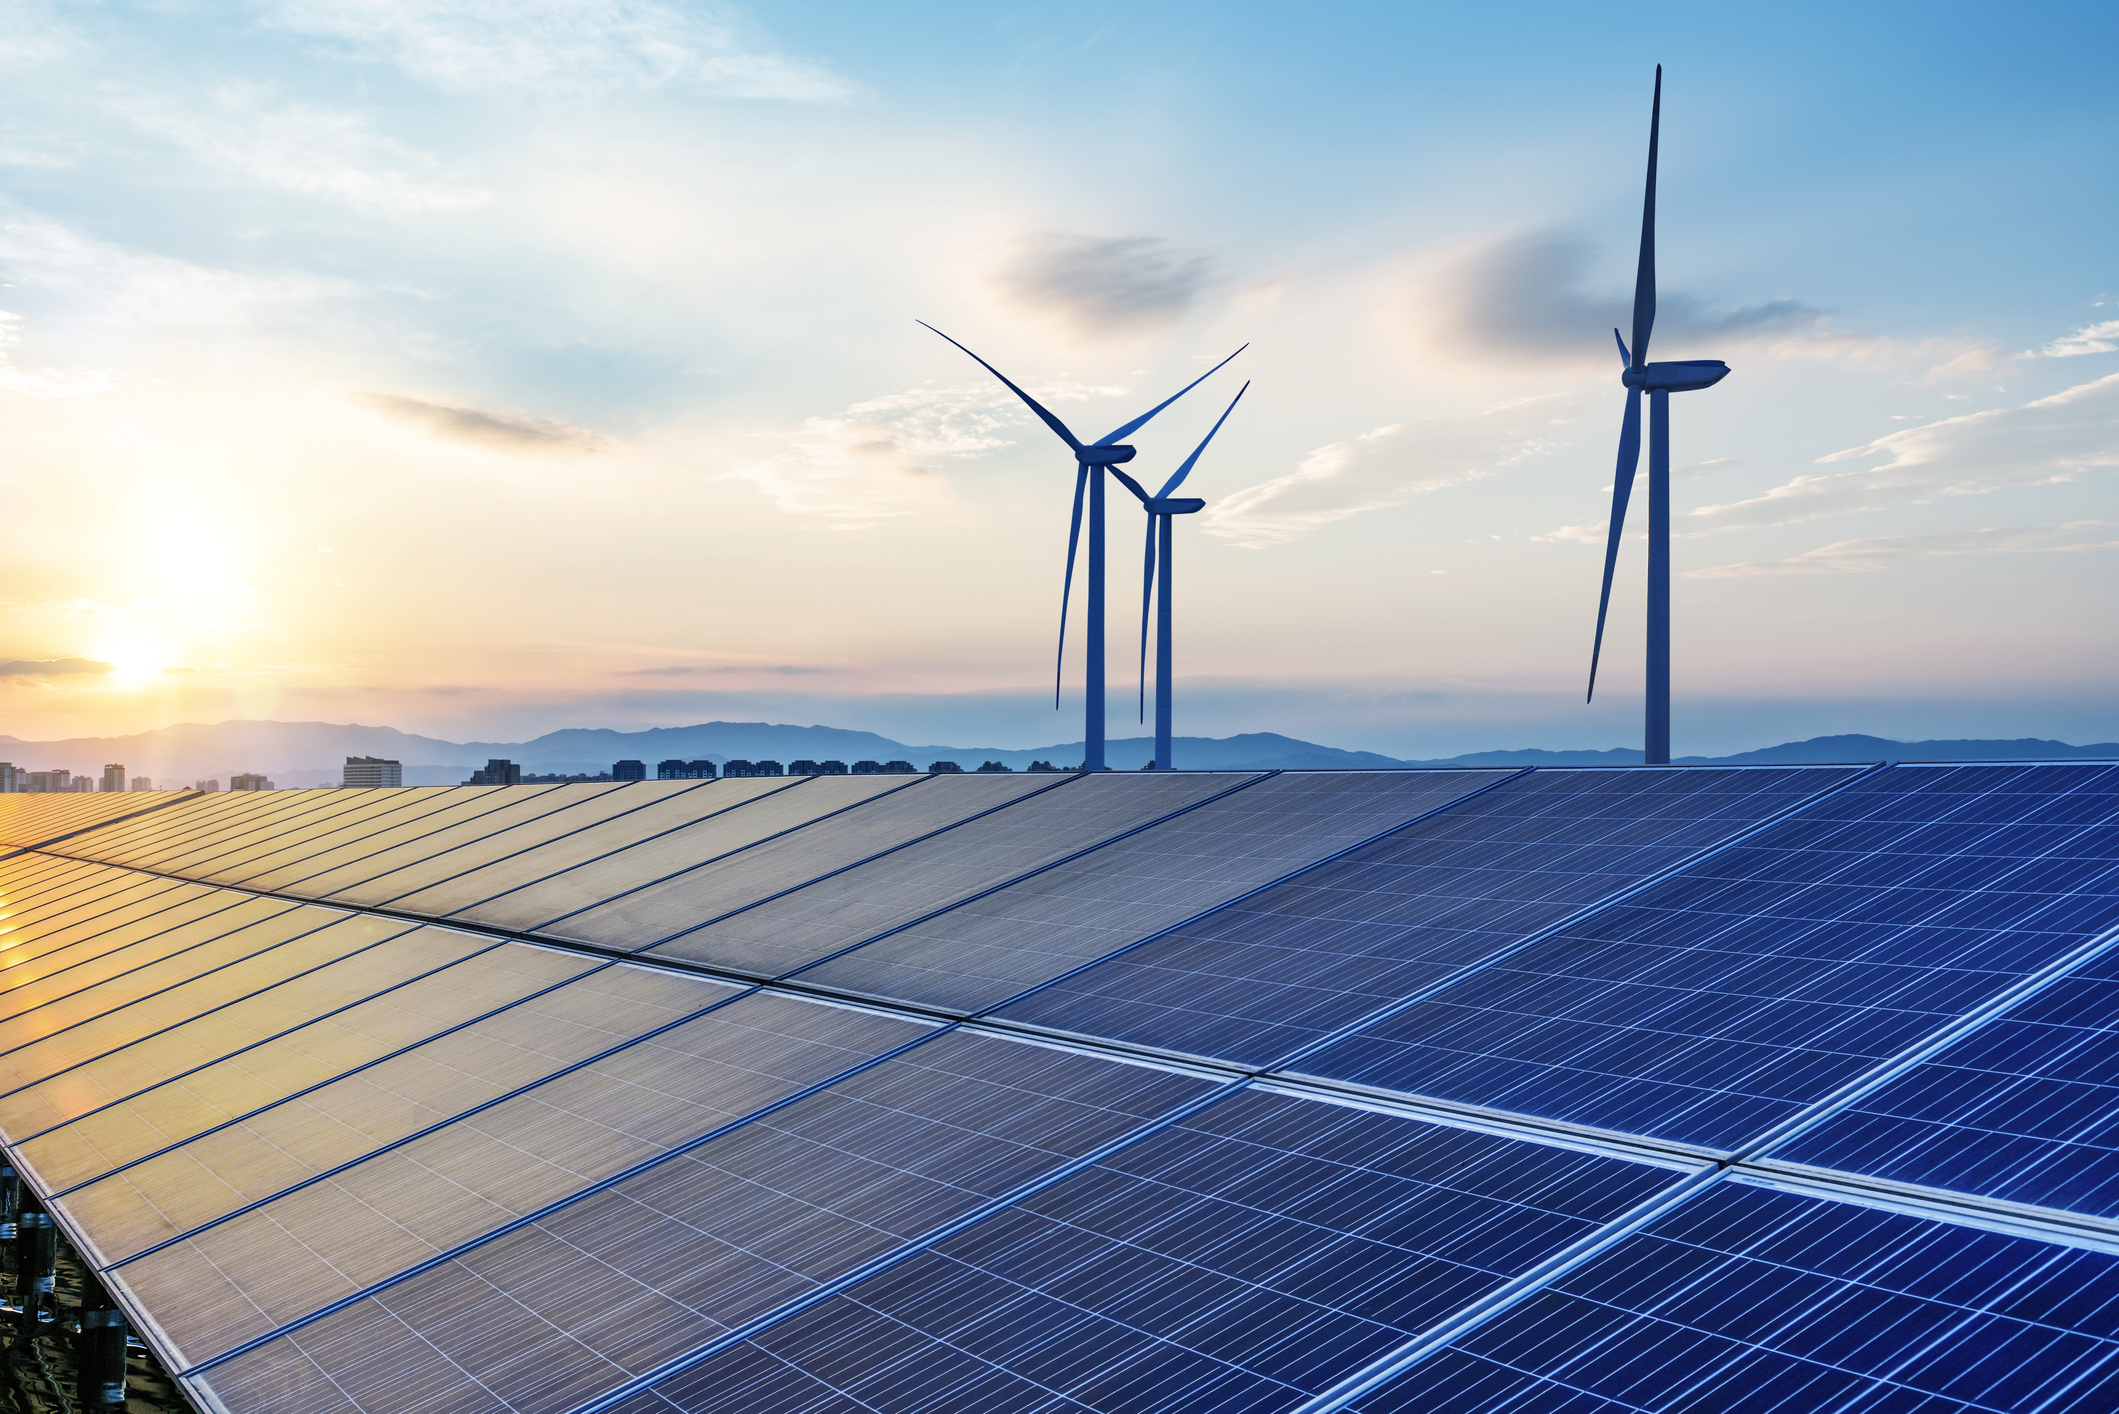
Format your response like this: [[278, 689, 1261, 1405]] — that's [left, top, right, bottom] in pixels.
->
[[266, 0, 847, 100], [0, 656, 112, 676], [995, 233, 1209, 337], [108, 85, 488, 216], [1206, 393, 1585, 548], [2034, 319, 2119, 358], [358, 392, 607, 453], [1686, 372, 2119, 533], [1689, 521, 2119, 578], [725, 379, 1114, 527], [0, 215, 346, 328], [0, 310, 112, 397], [616, 664, 824, 676]]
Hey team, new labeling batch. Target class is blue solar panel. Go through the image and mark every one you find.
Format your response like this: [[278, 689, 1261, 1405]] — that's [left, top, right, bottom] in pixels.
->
[[1345, 1178, 2119, 1414], [594, 1089, 1687, 1414], [1295, 763, 2119, 1152], [191, 1031, 1220, 1414], [1773, 936, 2119, 1218], [993, 768, 1858, 1069]]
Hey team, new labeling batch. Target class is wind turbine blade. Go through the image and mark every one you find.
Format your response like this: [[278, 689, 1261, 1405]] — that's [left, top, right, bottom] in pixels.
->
[[1631, 66, 1660, 368], [918, 321, 1085, 452], [1587, 386, 1643, 702], [1613, 329, 1631, 366], [1139, 515, 1157, 723], [1094, 344, 1248, 445], [1055, 463, 1088, 708], [1157, 381, 1250, 498], [1109, 467, 1153, 504]]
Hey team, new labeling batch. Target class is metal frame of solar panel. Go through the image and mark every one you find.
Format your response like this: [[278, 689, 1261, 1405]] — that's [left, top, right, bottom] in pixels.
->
[[0, 761, 2113, 1414]]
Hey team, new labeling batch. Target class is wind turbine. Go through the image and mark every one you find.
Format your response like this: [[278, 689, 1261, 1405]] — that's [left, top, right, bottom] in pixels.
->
[[919, 323, 1244, 770], [1112, 381, 1249, 770], [1585, 65, 1731, 766]]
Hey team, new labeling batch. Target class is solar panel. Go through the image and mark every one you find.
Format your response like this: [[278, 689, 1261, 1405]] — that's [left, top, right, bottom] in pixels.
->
[[1771, 934, 2119, 1217], [86, 788, 408, 873], [645, 772, 1264, 980], [795, 770, 1513, 1016], [1292, 763, 2119, 1153], [994, 767, 1858, 1069], [0, 887, 280, 1004], [595, 1088, 1689, 1414], [108, 989, 936, 1367], [203, 783, 580, 889], [1344, 1177, 2119, 1414], [190, 1031, 1221, 1414], [0, 791, 182, 847], [542, 774, 1068, 952]]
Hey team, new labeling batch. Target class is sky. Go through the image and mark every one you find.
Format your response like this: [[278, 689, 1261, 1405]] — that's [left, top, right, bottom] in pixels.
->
[[0, 0, 2115, 759]]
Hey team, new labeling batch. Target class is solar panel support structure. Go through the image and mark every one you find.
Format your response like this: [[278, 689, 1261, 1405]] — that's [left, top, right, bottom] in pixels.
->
[[14, 1209, 55, 1341]]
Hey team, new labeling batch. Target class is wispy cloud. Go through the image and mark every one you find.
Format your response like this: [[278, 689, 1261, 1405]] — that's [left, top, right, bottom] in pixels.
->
[[616, 663, 824, 676], [0, 310, 112, 397], [1689, 521, 2119, 578], [0, 214, 346, 327], [725, 380, 1114, 528], [267, 0, 848, 100], [995, 233, 1209, 338], [358, 392, 607, 453], [108, 85, 488, 215], [2034, 319, 2119, 358], [1207, 393, 1584, 548], [0, 656, 112, 676], [1685, 372, 2119, 533]]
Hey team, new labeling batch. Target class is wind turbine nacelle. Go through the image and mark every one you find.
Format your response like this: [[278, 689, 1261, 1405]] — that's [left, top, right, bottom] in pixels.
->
[[1623, 360, 1731, 393], [1148, 498, 1206, 515], [1078, 444, 1137, 465]]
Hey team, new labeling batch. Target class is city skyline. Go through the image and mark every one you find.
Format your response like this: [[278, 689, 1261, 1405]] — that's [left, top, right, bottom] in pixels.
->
[[0, 2, 2113, 760]]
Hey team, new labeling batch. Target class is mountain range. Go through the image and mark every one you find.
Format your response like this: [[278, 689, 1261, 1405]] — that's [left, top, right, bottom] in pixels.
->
[[1, 720, 2113, 787]]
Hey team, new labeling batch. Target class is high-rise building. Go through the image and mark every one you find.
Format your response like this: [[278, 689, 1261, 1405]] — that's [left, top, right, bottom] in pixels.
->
[[656, 759, 717, 779], [0, 763, 21, 792], [195, 778, 221, 792], [27, 770, 71, 792], [130, 776, 153, 791], [612, 760, 647, 781], [101, 763, 126, 793], [70, 776, 95, 791], [467, 759, 522, 785], [230, 773, 274, 791], [342, 756, 403, 788]]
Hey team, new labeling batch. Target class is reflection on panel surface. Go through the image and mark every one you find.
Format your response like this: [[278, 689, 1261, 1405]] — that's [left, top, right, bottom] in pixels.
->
[[1295, 763, 2119, 1151], [548, 774, 1064, 952], [212, 786, 564, 890], [648, 772, 1260, 979], [112, 991, 935, 1366], [606, 1089, 1685, 1414], [379, 778, 800, 921], [1775, 938, 2119, 1217], [195, 1032, 1218, 1414], [1349, 1179, 2119, 1414], [795, 771, 1509, 1014], [996, 767, 1858, 1068]]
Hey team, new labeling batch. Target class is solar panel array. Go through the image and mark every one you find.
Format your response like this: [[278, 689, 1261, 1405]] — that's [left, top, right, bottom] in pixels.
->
[[0, 761, 2113, 1414]]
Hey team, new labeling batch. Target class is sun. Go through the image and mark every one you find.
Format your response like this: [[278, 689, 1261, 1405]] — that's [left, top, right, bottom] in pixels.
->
[[97, 648, 174, 686]]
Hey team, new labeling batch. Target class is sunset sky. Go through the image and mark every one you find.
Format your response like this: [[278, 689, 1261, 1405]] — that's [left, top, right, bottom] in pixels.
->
[[2, 0, 2115, 758]]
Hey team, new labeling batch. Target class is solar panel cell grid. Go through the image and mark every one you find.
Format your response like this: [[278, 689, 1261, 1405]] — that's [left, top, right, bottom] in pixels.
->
[[1294, 763, 2119, 1153], [15, 939, 599, 1194], [60, 961, 747, 1263], [310, 782, 694, 906], [792, 770, 1512, 1017], [193, 1031, 1220, 1414], [646, 772, 1263, 980], [33, 793, 272, 866], [91, 789, 387, 872], [993, 767, 1858, 1070], [1774, 937, 2119, 1218], [154, 789, 509, 885], [376, 777, 802, 922], [207, 784, 573, 890], [544, 773, 1066, 953], [607, 1088, 1686, 1414], [0, 877, 201, 974], [0, 793, 177, 847], [0, 889, 276, 1010], [1348, 1179, 2119, 1414], [112, 991, 936, 1367]]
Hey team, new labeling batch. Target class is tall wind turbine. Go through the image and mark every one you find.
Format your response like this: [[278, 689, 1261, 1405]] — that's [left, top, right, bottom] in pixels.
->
[[1586, 65, 1731, 765], [920, 323, 1243, 770], [1113, 381, 1249, 771]]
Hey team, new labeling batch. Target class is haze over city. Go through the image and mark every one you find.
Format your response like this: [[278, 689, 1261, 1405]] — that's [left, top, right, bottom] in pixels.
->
[[2, 0, 2114, 759]]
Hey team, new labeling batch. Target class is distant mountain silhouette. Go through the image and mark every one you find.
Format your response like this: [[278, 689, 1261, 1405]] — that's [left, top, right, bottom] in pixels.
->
[[0, 720, 2110, 786]]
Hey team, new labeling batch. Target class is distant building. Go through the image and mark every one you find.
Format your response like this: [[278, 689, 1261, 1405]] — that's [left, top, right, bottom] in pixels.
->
[[852, 760, 919, 775], [230, 773, 275, 791], [195, 778, 221, 792], [882, 760, 918, 773], [612, 759, 647, 782], [130, 776, 153, 791], [722, 759, 783, 777], [927, 761, 963, 773], [101, 763, 127, 793], [657, 759, 716, 779], [467, 759, 522, 786], [975, 761, 1013, 773], [0, 764, 22, 792], [27, 770, 70, 792], [70, 776, 95, 791], [343, 756, 403, 788], [789, 760, 850, 776], [522, 772, 613, 783]]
